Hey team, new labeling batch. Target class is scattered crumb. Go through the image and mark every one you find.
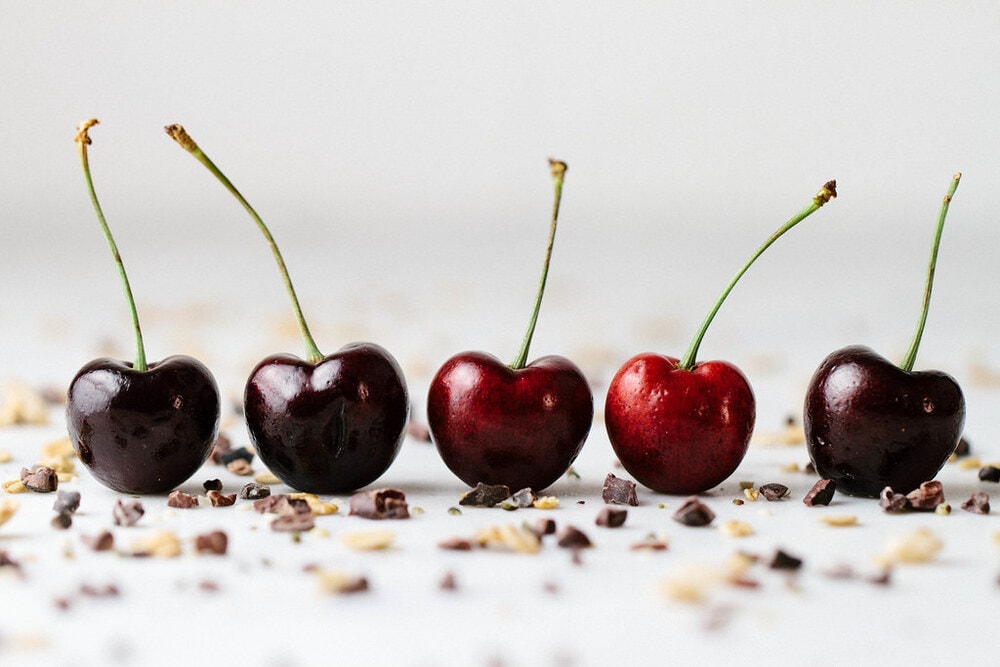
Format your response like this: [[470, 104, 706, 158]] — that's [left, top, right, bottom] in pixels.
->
[[340, 530, 395, 551], [873, 527, 942, 567], [818, 514, 858, 527]]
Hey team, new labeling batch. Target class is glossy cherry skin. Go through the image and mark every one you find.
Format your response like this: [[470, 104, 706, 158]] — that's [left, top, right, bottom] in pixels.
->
[[804, 345, 965, 497], [244, 343, 409, 494], [605, 353, 755, 495], [66, 355, 221, 494], [427, 352, 593, 492]]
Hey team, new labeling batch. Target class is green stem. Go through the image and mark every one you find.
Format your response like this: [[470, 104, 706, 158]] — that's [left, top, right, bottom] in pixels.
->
[[677, 180, 838, 370], [899, 173, 961, 372], [75, 119, 148, 372], [511, 160, 567, 370], [165, 124, 324, 364]]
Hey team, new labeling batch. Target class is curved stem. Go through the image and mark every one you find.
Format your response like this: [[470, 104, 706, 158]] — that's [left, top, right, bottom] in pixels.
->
[[899, 173, 961, 372], [511, 160, 567, 370], [678, 180, 838, 370], [165, 124, 324, 364], [75, 119, 148, 372]]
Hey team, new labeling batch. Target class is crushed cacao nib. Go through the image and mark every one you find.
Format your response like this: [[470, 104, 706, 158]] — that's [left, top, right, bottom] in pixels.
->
[[439, 572, 458, 590], [53, 490, 81, 514], [595, 506, 627, 528], [868, 570, 892, 586], [167, 490, 199, 509], [203, 479, 223, 492], [21, 466, 58, 493], [532, 518, 557, 538], [556, 525, 592, 549], [906, 481, 945, 511], [508, 488, 537, 509], [194, 530, 229, 555], [253, 494, 291, 514], [458, 482, 511, 508], [51, 513, 72, 530], [672, 497, 716, 527], [437, 537, 474, 551], [769, 549, 803, 571], [199, 580, 221, 592], [803, 461, 817, 475], [271, 512, 315, 533], [82, 531, 115, 552], [112, 499, 144, 526], [406, 420, 432, 443], [0, 551, 22, 570], [220, 447, 254, 466], [629, 539, 668, 551], [240, 482, 271, 500], [602, 473, 638, 506], [759, 483, 789, 501], [978, 465, 1000, 483], [208, 433, 233, 464], [207, 490, 236, 507], [79, 583, 120, 598], [879, 487, 911, 513], [349, 488, 410, 520], [961, 491, 991, 515], [954, 437, 970, 457], [802, 479, 836, 507]]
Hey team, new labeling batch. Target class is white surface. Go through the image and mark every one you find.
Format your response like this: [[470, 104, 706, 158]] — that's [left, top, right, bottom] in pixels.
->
[[2, 3, 1000, 665]]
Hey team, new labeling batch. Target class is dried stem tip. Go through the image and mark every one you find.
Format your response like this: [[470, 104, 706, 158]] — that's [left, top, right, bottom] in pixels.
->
[[75, 118, 99, 145], [814, 180, 837, 205], [164, 124, 199, 153], [548, 159, 567, 180]]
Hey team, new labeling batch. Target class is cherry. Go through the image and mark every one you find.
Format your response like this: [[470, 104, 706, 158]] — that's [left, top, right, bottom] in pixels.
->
[[805, 174, 965, 497], [166, 124, 409, 494], [427, 161, 593, 492], [605, 181, 837, 494], [66, 120, 221, 494]]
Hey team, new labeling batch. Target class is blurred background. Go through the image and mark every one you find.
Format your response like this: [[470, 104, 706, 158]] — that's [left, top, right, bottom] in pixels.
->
[[2, 2, 999, 433]]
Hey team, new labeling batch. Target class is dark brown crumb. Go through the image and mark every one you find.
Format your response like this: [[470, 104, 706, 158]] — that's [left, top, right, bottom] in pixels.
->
[[112, 499, 144, 527], [954, 437, 970, 457], [629, 538, 668, 551], [803, 461, 817, 475], [556, 525, 592, 549], [672, 497, 715, 527], [349, 488, 410, 520], [906, 481, 945, 511], [239, 482, 271, 500], [53, 490, 81, 514], [602, 473, 638, 506], [595, 506, 627, 528], [202, 479, 223, 492], [406, 421, 432, 443], [439, 572, 458, 590], [803, 479, 836, 507], [768, 549, 803, 571], [437, 537, 473, 551], [194, 530, 228, 555], [759, 483, 789, 501], [961, 491, 991, 514], [879, 487, 911, 513], [199, 580, 221, 592], [0, 551, 22, 570], [21, 466, 58, 493], [868, 569, 892, 586], [978, 465, 1000, 483], [458, 482, 511, 508], [82, 531, 114, 552], [51, 512, 72, 530], [507, 488, 537, 509], [270, 512, 315, 533], [167, 490, 199, 509], [208, 433, 233, 464], [79, 583, 120, 598], [531, 518, 557, 538], [207, 490, 236, 507]]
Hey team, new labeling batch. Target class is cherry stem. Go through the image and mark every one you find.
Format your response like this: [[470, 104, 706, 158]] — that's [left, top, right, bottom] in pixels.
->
[[164, 124, 324, 364], [74, 120, 148, 372], [677, 180, 838, 370], [899, 173, 961, 373], [510, 160, 567, 370]]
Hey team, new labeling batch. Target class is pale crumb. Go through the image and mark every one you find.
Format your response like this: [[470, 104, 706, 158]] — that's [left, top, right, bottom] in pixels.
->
[[778, 462, 800, 473], [226, 460, 254, 476], [2, 479, 27, 494], [0, 450, 11, 463], [56, 472, 77, 484], [751, 422, 805, 446], [819, 514, 858, 527], [660, 564, 724, 603], [314, 569, 368, 595], [993, 532, 1000, 547], [718, 520, 754, 537], [0, 380, 49, 427], [289, 492, 338, 515], [725, 551, 756, 579], [308, 527, 330, 539], [253, 470, 282, 485], [40, 438, 76, 460], [474, 524, 541, 554], [533, 496, 560, 510], [340, 529, 395, 551], [957, 456, 982, 470], [39, 456, 74, 474], [756, 508, 773, 517], [743, 487, 760, 502], [872, 527, 942, 567], [131, 531, 182, 558], [935, 503, 951, 516], [0, 498, 19, 527]]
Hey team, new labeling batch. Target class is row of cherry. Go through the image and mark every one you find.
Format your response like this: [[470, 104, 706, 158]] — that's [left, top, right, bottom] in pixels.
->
[[65, 119, 965, 502]]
